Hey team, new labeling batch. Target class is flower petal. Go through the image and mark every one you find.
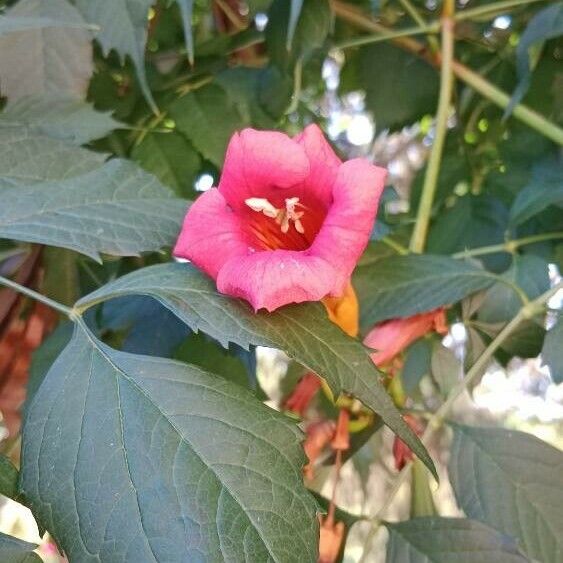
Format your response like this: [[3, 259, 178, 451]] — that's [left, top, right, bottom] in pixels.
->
[[216, 250, 337, 311], [294, 124, 341, 206], [219, 128, 310, 209], [173, 188, 249, 278], [310, 159, 387, 294]]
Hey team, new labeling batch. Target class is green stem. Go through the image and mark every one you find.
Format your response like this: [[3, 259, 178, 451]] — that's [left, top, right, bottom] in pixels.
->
[[358, 280, 561, 562], [452, 60, 563, 145], [286, 57, 303, 115], [0, 275, 73, 317], [455, 0, 547, 21], [410, 4, 455, 253], [452, 232, 563, 259], [398, 0, 440, 53], [334, 22, 438, 50], [381, 236, 410, 255]]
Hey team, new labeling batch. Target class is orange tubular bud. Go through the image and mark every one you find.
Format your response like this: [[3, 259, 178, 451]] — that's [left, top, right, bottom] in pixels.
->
[[284, 372, 322, 416]]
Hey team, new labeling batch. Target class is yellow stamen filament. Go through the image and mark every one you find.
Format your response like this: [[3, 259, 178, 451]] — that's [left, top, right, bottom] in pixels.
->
[[245, 196, 306, 234]]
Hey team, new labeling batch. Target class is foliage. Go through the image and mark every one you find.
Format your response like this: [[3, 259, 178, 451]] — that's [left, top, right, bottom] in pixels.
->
[[0, 0, 562, 561]]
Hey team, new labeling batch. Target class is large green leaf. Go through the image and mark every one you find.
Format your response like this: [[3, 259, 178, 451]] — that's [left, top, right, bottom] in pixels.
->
[[21, 321, 318, 562], [75, 0, 156, 112], [385, 517, 529, 562], [0, 159, 187, 260], [542, 313, 563, 384], [0, 532, 41, 563], [0, 95, 121, 145], [0, 129, 106, 189], [168, 84, 244, 168], [76, 262, 437, 478], [449, 424, 563, 562], [353, 254, 495, 328], [0, 0, 93, 101], [510, 155, 563, 225]]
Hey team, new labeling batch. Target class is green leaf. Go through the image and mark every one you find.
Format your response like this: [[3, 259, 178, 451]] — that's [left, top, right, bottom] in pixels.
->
[[168, 84, 244, 167], [266, 0, 331, 71], [385, 517, 529, 563], [354, 254, 495, 328], [76, 262, 437, 478], [449, 423, 563, 562], [131, 131, 201, 198], [0, 95, 121, 145], [287, 0, 304, 50], [174, 0, 195, 65], [401, 339, 432, 397], [102, 296, 191, 357], [477, 254, 550, 324], [427, 194, 510, 273], [430, 343, 461, 397], [341, 43, 439, 131], [542, 314, 563, 383], [216, 67, 277, 128], [175, 332, 250, 389], [0, 159, 188, 261], [0, 532, 41, 563], [75, 0, 157, 113], [21, 321, 319, 562], [510, 155, 563, 225], [506, 3, 563, 117], [0, 454, 19, 500], [0, 129, 106, 189], [0, 0, 93, 101]]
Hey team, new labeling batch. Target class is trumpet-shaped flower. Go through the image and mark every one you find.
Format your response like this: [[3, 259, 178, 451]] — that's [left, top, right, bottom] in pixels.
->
[[174, 125, 387, 311]]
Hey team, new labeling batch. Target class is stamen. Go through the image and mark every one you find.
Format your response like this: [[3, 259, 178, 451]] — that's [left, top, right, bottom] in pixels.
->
[[245, 197, 279, 218], [245, 196, 307, 235]]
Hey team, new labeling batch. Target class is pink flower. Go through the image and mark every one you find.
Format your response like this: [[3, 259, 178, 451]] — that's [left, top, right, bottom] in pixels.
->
[[364, 309, 448, 368], [174, 125, 386, 311]]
